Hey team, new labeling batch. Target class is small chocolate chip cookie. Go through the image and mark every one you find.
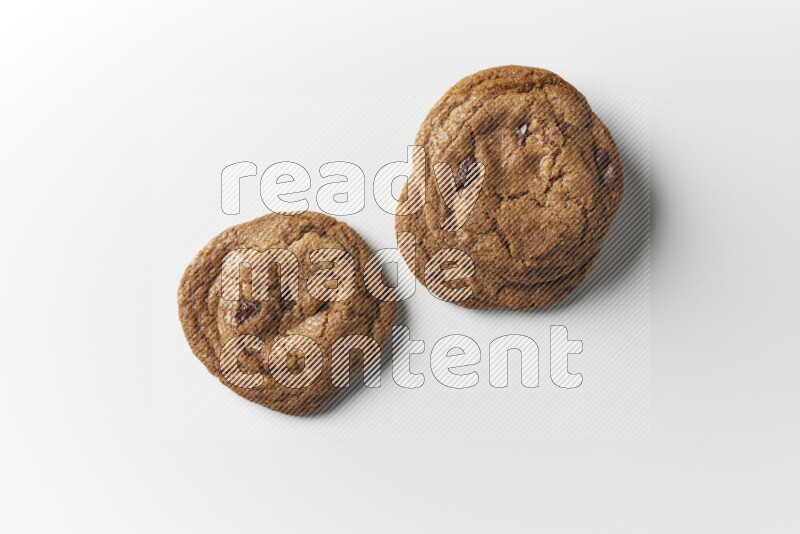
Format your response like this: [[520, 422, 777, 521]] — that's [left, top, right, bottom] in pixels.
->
[[178, 212, 396, 415], [396, 65, 624, 309]]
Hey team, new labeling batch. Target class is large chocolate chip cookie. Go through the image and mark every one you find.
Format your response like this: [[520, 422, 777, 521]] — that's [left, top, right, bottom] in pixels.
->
[[396, 65, 624, 309]]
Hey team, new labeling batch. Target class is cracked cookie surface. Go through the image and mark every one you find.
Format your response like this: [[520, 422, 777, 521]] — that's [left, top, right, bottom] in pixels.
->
[[178, 212, 396, 415], [396, 65, 624, 309]]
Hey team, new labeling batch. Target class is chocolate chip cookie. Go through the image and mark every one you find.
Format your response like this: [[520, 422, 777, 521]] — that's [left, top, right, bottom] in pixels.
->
[[396, 65, 624, 309], [178, 212, 396, 415]]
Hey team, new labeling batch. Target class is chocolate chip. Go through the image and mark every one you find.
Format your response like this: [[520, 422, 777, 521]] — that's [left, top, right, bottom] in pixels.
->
[[594, 148, 618, 184], [280, 296, 295, 311], [455, 154, 479, 191], [515, 122, 530, 146], [558, 121, 573, 136], [594, 148, 611, 174], [235, 300, 262, 325]]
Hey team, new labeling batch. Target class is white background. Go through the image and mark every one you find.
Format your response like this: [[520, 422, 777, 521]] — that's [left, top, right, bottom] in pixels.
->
[[2, 0, 798, 532]]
